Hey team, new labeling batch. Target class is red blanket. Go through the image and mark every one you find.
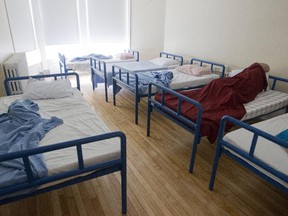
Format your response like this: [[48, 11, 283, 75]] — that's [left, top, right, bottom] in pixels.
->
[[155, 63, 268, 143]]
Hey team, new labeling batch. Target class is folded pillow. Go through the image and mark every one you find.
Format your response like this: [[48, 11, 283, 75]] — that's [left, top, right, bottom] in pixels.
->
[[149, 57, 179, 66], [115, 52, 135, 60], [175, 64, 212, 76], [24, 78, 73, 100]]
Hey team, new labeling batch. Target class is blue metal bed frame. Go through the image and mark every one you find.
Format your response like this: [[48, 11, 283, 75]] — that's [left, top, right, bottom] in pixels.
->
[[90, 49, 140, 102], [58, 53, 73, 74], [112, 52, 185, 125], [147, 75, 288, 173], [113, 57, 225, 125], [4, 72, 81, 96], [2, 73, 127, 214], [209, 115, 288, 193]]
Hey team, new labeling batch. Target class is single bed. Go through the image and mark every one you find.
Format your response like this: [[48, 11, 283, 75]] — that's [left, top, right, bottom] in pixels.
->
[[113, 57, 225, 124], [1, 73, 127, 214], [147, 64, 288, 173], [59, 49, 139, 74], [90, 49, 140, 102], [209, 114, 288, 193]]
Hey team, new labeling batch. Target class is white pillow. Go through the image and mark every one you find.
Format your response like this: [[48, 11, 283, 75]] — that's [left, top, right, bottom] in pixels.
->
[[24, 78, 73, 100], [149, 57, 179, 66]]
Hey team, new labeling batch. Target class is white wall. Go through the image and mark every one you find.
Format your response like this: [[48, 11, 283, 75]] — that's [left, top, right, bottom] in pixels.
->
[[130, 0, 166, 60], [0, 0, 14, 96], [164, 0, 288, 91]]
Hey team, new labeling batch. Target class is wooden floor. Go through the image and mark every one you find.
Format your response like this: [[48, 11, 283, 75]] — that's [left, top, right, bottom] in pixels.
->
[[1, 74, 287, 216]]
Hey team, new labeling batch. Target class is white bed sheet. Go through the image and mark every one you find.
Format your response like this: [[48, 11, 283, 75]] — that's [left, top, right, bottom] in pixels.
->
[[223, 113, 288, 188], [0, 89, 121, 176], [139, 70, 219, 95], [113, 60, 180, 73], [243, 90, 288, 120]]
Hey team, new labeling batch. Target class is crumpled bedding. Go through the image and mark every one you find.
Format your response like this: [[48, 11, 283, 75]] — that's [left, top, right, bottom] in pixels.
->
[[0, 99, 63, 188], [155, 63, 268, 143]]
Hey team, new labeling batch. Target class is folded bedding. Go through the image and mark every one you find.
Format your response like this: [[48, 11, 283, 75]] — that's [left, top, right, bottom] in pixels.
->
[[0, 99, 63, 188], [155, 63, 268, 143]]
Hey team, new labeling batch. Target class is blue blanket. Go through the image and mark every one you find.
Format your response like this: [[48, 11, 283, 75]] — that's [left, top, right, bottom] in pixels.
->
[[70, 53, 112, 62], [0, 99, 63, 188], [115, 70, 174, 95]]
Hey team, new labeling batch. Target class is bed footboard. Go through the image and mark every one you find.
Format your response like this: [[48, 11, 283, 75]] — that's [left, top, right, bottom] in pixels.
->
[[4, 72, 80, 96], [90, 57, 110, 101], [160, 52, 184, 66], [0, 131, 127, 213], [191, 58, 226, 78], [147, 82, 203, 172], [209, 115, 288, 192]]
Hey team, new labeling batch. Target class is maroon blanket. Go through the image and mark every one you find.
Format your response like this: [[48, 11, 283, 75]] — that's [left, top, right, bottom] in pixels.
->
[[155, 63, 268, 143]]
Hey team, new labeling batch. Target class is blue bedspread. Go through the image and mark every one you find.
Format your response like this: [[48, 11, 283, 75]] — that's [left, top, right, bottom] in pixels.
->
[[0, 99, 63, 188], [70, 53, 112, 62], [115, 70, 174, 95]]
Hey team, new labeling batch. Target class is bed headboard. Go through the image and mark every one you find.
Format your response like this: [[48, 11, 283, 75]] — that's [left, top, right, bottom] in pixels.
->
[[160, 52, 184, 66], [126, 49, 140, 61], [58, 53, 73, 74], [191, 58, 226, 78], [4, 72, 80, 96]]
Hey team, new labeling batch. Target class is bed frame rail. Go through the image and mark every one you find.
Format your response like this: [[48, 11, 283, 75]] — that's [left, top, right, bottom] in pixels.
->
[[0, 131, 127, 213], [191, 58, 226, 78], [4, 72, 81, 96], [268, 75, 288, 90], [58, 53, 73, 74], [160, 52, 184, 66], [147, 82, 203, 172], [209, 115, 288, 192], [126, 49, 140, 61]]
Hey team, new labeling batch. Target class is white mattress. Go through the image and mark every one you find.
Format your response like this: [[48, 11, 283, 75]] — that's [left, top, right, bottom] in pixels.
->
[[169, 70, 219, 90], [67, 60, 90, 71], [223, 113, 288, 188], [243, 90, 288, 120], [141, 70, 219, 95], [113, 60, 179, 73], [0, 90, 121, 176]]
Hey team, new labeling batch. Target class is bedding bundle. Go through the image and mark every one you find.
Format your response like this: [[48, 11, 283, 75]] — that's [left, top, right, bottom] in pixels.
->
[[0, 99, 63, 188], [155, 63, 268, 143]]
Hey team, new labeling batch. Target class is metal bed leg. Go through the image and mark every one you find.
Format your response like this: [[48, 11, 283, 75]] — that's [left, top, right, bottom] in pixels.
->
[[121, 135, 127, 214], [135, 94, 139, 125], [105, 83, 108, 102], [113, 81, 116, 106], [147, 101, 152, 136], [209, 142, 222, 190], [189, 140, 199, 173]]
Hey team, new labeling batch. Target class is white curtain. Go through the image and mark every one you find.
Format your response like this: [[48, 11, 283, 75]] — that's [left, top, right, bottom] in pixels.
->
[[87, 0, 128, 43], [38, 0, 80, 45], [38, 0, 129, 45], [5, 0, 36, 52]]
